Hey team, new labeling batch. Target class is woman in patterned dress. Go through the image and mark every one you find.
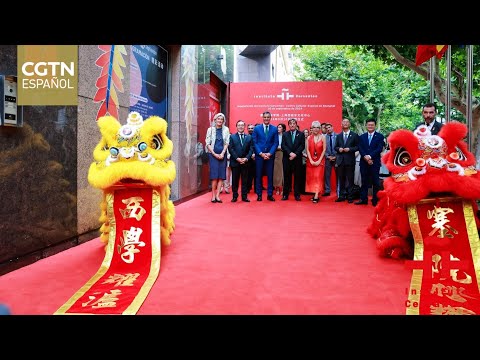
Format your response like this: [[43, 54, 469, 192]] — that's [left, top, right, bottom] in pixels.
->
[[205, 113, 230, 203]]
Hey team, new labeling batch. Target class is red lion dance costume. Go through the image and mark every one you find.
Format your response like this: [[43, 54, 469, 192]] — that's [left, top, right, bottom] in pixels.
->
[[368, 121, 480, 259]]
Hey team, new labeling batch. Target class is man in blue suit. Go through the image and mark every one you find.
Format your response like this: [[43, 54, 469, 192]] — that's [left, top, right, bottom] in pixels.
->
[[355, 119, 385, 206], [252, 111, 278, 201], [228, 120, 254, 202]]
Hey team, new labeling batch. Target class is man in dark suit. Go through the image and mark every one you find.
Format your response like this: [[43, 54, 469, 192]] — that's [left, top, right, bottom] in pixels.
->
[[252, 111, 278, 201], [323, 122, 338, 197], [228, 120, 254, 202], [355, 119, 385, 206], [281, 118, 305, 201], [415, 102, 444, 135], [246, 124, 256, 193], [334, 118, 359, 203]]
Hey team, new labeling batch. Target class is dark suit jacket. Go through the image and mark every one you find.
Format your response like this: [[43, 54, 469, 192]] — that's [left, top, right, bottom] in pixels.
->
[[415, 120, 444, 135], [334, 131, 359, 166], [325, 132, 338, 158], [252, 123, 279, 156], [228, 133, 253, 168], [358, 131, 385, 169], [281, 130, 305, 160]]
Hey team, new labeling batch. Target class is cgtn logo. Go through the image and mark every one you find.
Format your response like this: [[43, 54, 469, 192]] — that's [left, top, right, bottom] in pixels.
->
[[21, 61, 75, 89]]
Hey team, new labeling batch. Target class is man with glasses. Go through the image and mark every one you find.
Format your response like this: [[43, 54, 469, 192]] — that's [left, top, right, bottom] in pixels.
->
[[228, 120, 254, 202], [252, 111, 278, 201], [281, 118, 305, 201]]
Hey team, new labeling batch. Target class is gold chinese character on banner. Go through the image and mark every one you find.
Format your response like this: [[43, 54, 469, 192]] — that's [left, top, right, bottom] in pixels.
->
[[120, 196, 146, 221], [118, 226, 145, 263], [427, 206, 459, 238], [430, 303, 476, 315], [431, 253, 472, 284], [82, 289, 122, 309], [102, 273, 140, 287], [430, 283, 477, 303]]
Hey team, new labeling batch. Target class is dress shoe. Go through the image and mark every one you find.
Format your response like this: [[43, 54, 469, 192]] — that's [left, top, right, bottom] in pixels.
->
[[231, 197, 238, 202], [295, 196, 301, 201], [242, 198, 250, 202], [347, 199, 354, 203], [354, 200, 368, 205], [371, 201, 378, 207], [335, 197, 346, 202], [267, 195, 275, 201], [281, 195, 288, 200], [321, 192, 330, 197], [257, 196, 262, 201]]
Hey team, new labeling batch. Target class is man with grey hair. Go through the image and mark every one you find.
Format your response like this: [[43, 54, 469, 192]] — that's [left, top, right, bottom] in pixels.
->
[[281, 118, 305, 201], [334, 118, 359, 203]]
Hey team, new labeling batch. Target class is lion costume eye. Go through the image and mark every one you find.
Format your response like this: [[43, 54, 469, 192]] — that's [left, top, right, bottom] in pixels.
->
[[393, 147, 412, 167], [454, 146, 467, 161], [152, 135, 163, 150], [137, 142, 147, 152], [110, 147, 119, 157]]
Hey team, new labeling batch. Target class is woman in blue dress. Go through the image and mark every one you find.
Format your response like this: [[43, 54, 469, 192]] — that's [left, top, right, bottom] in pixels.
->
[[205, 112, 230, 203]]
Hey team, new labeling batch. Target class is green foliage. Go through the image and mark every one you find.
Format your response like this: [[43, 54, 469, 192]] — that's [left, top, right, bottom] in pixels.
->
[[292, 45, 429, 137]]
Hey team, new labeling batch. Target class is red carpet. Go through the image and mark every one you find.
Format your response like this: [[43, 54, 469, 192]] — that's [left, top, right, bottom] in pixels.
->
[[0, 192, 412, 315]]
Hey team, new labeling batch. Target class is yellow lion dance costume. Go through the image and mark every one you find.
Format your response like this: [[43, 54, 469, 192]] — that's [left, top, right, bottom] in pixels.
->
[[88, 111, 176, 247]]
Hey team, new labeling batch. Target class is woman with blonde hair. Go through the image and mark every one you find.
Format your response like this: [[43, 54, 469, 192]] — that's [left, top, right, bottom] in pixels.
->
[[205, 113, 230, 203], [305, 120, 326, 203]]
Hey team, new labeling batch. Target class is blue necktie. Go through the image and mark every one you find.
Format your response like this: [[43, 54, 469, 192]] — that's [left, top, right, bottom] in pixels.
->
[[368, 134, 372, 145]]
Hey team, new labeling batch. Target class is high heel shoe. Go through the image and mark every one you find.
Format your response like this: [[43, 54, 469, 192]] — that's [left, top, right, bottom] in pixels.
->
[[215, 198, 223, 203], [312, 197, 319, 203], [211, 199, 217, 203]]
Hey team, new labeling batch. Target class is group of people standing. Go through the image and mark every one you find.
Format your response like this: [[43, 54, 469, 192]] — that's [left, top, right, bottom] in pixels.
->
[[331, 118, 385, 206], [205, 110, 390, 206]]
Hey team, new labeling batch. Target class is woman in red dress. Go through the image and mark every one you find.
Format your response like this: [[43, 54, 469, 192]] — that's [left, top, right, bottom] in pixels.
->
[[305, 121, 327, 203]]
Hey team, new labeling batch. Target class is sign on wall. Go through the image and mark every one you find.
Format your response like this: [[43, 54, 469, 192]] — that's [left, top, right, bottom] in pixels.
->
[[17, 45, 78, 106], [229, 81, 342, 131], [130, 45, 168, 120]]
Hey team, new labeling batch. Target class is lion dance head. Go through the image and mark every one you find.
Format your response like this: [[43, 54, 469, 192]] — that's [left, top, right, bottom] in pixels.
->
[[368, 121, 480, 259], [88, 111, 176, 246]]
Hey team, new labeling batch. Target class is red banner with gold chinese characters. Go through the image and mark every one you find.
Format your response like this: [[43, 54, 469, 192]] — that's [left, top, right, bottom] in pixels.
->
[[405, 197, 480, 315], [55, 184, 161, 315]]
